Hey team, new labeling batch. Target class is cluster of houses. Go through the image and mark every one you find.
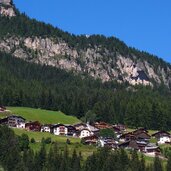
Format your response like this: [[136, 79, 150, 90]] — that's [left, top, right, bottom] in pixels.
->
[[0, 109, 171, 157]]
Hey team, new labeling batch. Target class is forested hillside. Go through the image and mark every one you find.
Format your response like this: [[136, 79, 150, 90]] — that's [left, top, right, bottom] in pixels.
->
[[1, 52, 171, 130], [0, 0, 171, 88]]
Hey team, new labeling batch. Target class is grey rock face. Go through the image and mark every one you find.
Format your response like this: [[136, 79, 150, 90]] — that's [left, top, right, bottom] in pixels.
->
[[0, 36, 171, 88], [0, 0, 12, 6], [0, 0, 16, 17]]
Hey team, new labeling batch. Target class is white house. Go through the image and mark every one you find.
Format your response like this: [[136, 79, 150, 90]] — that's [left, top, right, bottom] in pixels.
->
[[144, 144, 161, 157], [16, 122, 25, 129], [41, 125, 51, 133], [152, 131, 171, 144], [52, 124, 68, 136], [79, 129, 92, 138], [158, 136, 171, 144], [8, 115, 26, 128]]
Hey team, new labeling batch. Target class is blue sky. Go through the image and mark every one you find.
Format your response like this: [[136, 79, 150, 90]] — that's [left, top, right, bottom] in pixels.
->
[[13, 0, 171, 63]]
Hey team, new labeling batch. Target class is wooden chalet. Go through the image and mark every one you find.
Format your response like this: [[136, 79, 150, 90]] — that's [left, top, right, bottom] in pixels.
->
[[0, 117, 8, 125], [119, 132, 134, 142], [134, 131, 151, 142], [113, 124, 126, 132], [152, 131, 171, 144], [82, 135, 98, 145], [25, 121, 41, 132], [8, 115, 26, 128], [93, 122, 112, 129], [66, 125, 76, 136], [152, 131, 170, 139], [144, 144, 161, 156], [119, 139, 140, 151], [119, 128, 151, 142], [52, 124, 68, 136], [78, 128, 92, 138], [133, 128, 148, 134], [41, 124, 52, 133], [73, 123, 87, 131]]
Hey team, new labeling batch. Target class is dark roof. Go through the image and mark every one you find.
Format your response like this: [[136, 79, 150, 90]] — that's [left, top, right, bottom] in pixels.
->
[[73, 123, 86, 127], [119, 140, 139, 150], [0, 106, 6, 110], [120, 132, 133, 139], [152, 131, 170, 137], [0, 117, 8, 124], [133, 128, 148, 134], [67, 125, 76, 129], [25, 121, 41, 126], [135, 132, 151, 139], [51, 124, 66, 128], [82, 135, 98, 140]]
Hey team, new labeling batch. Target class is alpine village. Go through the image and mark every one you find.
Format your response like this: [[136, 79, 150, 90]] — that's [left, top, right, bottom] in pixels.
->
[[1, 0, 171, 171]]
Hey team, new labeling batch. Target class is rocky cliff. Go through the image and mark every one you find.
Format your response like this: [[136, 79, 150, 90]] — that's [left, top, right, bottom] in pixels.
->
[[0, 0, 16, 17], [0, 1, 171, 88]]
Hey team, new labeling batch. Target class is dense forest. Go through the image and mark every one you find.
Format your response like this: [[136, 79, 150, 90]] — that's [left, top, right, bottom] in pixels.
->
[[0, 52, 171, 130], [0, 126, 171, 171]]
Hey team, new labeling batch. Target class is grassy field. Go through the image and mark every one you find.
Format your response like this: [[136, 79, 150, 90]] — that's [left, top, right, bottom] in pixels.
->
[[13, 128, 80, 143], [13, 128, 96, 159], [0, 111, 11, 119], [7, 107, 80, 124]]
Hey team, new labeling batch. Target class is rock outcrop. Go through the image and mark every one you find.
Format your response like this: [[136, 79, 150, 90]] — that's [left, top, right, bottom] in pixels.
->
[[0, 0, 16, 17], [0, 36, 171, 87]]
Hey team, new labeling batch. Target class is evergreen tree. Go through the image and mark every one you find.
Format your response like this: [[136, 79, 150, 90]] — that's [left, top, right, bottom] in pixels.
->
[[153, 156, 163, 171], [166, 153, 171, 171]]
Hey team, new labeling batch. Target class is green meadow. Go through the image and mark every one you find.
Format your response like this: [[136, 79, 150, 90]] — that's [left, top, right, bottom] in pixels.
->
[[13, 128, 96, 159], [7, 107, 80, 124]]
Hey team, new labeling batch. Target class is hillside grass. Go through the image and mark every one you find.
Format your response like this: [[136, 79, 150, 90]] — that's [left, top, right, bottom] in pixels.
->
[[13, 128, 96, 159], [7, 107, 80, 124], [0, 111, 11, 119], [13, 128, 80, 143]]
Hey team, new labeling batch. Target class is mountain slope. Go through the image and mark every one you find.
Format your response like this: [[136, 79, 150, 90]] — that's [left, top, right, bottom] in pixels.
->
[[1, 0, 171, 130], [0, 0, 171, 89], [1, 49, 171, 130]]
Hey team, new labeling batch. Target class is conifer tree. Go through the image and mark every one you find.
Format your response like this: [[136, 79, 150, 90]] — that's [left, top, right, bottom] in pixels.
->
[[166, 153, 171, 171], [153, 156, 163, 171]]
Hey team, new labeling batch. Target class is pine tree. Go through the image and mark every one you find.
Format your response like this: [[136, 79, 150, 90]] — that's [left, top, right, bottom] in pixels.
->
[[166, 153, 171, 171], [153, 156, 163, 171]]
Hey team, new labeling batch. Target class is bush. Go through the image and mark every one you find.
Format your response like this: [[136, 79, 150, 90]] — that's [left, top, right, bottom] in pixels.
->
[[30, 138, 36, 143], [42, 137, 52, 144]]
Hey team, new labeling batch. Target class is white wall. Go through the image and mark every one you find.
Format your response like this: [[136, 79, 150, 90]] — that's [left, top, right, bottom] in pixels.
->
[[158, 136, 171, 144], [79, 130, 91, 138], [41, 126, 51, 133], [16, 122, 25, 129], [53, 127, 68, 135]]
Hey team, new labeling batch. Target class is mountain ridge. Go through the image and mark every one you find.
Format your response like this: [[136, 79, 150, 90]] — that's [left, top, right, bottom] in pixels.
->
[[0, 0, 171, 89]]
